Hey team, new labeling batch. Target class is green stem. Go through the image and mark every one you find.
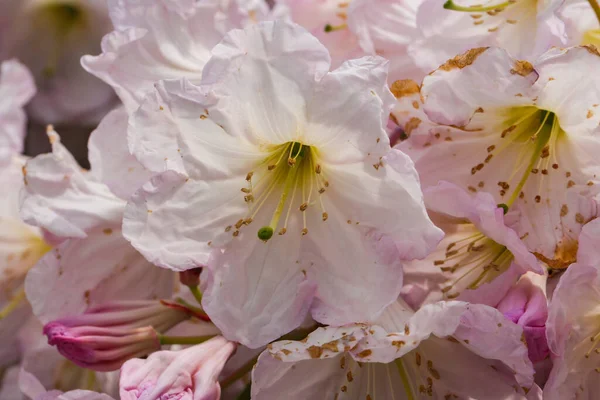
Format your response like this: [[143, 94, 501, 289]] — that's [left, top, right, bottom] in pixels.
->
[[395, 358, 416, 400], [188, 285, 203, 305], [221, 354, 260, 389], [443, 0, 512, 12], [588, 0, 600, 25], [159, 334, 216, 345]]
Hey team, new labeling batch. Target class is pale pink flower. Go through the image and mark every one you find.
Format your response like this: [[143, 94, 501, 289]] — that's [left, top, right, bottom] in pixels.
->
[[252, 299, 538, 399], [395, 46, 600, 268], [20, 122, 172, 324], [43, 300, 192, 372], [82, 0, 269, 113], [0, 0, 116, 124], [120, 336, 236, 400], [0, 59, 35, 163], [544, 218, 600, 399], [124, 20, 442, 347]]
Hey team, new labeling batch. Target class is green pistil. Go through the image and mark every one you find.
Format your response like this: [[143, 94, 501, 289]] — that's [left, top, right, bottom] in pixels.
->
[[443, 0, 513, 12]]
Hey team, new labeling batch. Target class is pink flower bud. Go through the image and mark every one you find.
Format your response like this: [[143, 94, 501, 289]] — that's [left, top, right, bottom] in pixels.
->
[[120, 336, 236, 400], [44, 301, 190, 371], [179, 268, 202, 287], [496, 272, 549, 363]]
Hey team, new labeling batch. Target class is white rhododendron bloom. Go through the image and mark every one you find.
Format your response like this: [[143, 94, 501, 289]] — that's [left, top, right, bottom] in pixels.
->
[[124, 20, 442, 347], [252, 299, 537, 399], [395, 46, 600, 267]]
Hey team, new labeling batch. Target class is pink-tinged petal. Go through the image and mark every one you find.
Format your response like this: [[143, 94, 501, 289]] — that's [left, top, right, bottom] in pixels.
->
[[557, 0, 598, 45], [535, 46, 600, 137], [127, 79, 262, 177], [87, 107, 151, 200], [422, 47, 539, 127], [25, 230, 174, 324], [305, 56, 394, 164], [453, 304, 535, 389], [347, 0, 423, 81], [82, 1, 223, 112], [458, 262, 522, 307], [120, 336, 235, 400], [544, 263, 600, 400], [274, 0, 362, 68], [122, 170, 249, 271], [20, 129, 125, 240], [577, 218, 600, 266], [321, 149, 443, 261], [200, 20, 331, 146], [53, 391, 115, 400], [0, 60, 35, 162], [304, 210, 405, 326], [202, 232, 316, 348]]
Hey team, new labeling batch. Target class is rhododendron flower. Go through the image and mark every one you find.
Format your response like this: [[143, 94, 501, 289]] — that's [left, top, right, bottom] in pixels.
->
[[0, 0, 116, 123], [82, 0, 270, 112], [544, 218, 600, 399], [120, 336, 236, 400], [20, 122, 173, 324], [252, 299, 537, 399], [395, 46, 600, 268], [124, 20, 442, 347], [405, 181, 543, 300], [44, 300, 192, 371]]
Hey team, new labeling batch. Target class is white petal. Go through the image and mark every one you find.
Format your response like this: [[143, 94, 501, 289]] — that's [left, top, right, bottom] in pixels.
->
[[422, 47, 539, 127], [20, 129, 125, 239], [83, 1, 223, 111], [122, 170, 249, 270], [304, 56, 395, 164], [201, 20, 331, 146], [322, 148, 443, 260], [88, 107, 151, 200], [202, 230, 316, 348], [304, 207, 405, 326]]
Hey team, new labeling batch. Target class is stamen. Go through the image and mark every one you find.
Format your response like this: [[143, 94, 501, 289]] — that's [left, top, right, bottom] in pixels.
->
[[324, 23, 348, 32], [443, 0, 515, 12]]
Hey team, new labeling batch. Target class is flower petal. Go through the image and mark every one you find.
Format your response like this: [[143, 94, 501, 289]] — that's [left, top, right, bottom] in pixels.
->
[[88, 107, 151, 200], [202, 232, 316, 348], [20, 129, 125, 240], [25, 229, 173, 324]]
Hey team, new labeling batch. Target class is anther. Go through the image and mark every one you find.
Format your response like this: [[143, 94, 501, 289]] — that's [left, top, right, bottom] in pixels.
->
[[322, 212, 328, 221], [246, 172, 253, 181], [319, 188, 325, 194], [268, 165, 276, 171], [299, 203, 308, 211], [315, 164, 321, 174], [241, 188, 251, 193], [301, 228, 308, 236], [278, 228, 287, 235], [235, 219, 245, 229], [244, 195, 254, 202]]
